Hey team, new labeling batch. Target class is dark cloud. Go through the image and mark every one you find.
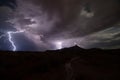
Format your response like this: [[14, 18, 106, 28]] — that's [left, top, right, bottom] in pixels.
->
[[0, 0, 17, 9], [44, 0, 120, 39], [0, 0, 120, 51]]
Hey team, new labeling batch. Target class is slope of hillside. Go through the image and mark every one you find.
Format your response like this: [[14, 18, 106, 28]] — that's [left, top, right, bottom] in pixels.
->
[[0, 46, 120, 80]]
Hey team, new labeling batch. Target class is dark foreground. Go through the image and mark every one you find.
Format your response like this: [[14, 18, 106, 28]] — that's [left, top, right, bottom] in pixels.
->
[[0, 46, 120, 80]]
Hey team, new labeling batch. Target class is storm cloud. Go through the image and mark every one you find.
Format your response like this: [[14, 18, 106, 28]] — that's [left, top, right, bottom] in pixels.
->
[[0, 0, 120, 51]]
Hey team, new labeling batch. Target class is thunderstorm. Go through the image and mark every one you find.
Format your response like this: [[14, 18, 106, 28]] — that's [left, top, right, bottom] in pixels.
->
[[7, 30, 25, 51]]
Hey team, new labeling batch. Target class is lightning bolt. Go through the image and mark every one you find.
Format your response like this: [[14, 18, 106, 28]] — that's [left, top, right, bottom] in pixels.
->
[[7, 30, 25, 51]]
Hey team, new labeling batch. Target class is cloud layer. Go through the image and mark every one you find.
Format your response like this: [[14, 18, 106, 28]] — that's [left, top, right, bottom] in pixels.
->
[[3, 0, 120, 50]]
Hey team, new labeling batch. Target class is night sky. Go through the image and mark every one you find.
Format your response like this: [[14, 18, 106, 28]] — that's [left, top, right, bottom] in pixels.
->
[[0, 0, 120, 51]]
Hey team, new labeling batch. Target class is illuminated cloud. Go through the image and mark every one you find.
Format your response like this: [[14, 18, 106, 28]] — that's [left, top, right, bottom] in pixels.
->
[[7, 0, 60, 49], [54, 41, 63, 49], [77, 24, 120, 49], [0, 0, 120, 51]]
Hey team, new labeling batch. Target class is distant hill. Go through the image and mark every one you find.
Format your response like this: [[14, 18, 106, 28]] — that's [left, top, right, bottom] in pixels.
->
[[0, 46, 120, 80]]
